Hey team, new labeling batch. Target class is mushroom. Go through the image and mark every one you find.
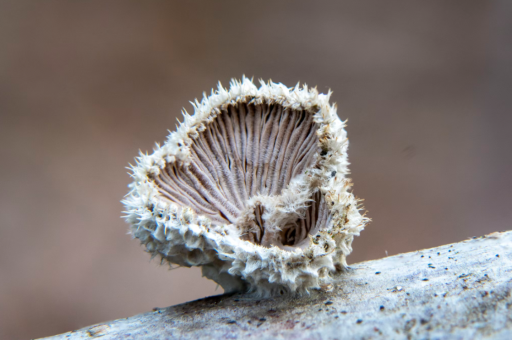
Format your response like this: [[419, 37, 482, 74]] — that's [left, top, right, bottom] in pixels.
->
[[123, 78, 369, 296]]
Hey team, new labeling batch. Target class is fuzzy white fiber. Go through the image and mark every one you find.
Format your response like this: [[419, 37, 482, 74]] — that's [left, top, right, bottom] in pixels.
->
[[123, 77, 369, 296]]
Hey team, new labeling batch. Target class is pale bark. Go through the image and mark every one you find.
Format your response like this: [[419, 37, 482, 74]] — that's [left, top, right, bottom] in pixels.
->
[[42, 231, 512, 340]]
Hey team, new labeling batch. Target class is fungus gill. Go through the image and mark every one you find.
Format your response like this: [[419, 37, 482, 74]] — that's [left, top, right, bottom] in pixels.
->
[[123, 78, 369, 296]]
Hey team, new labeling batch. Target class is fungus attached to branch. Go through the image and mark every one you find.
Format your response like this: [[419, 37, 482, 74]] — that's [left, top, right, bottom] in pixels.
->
[[123, 78, 369, 296]]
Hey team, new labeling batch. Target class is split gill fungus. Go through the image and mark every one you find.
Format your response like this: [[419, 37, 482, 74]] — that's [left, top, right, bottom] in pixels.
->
[[123, 78, 369, 296]]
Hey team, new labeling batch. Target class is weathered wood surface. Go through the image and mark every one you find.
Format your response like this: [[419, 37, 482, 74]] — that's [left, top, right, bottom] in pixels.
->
[[42, 231, 512, 340]]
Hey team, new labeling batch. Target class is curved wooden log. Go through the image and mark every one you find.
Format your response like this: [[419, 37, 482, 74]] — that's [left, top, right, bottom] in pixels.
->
[[41, 231, 512, 340]]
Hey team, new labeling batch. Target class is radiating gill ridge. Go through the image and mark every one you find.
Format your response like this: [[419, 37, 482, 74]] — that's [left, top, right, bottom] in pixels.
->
[[152, 102, 328, 248]]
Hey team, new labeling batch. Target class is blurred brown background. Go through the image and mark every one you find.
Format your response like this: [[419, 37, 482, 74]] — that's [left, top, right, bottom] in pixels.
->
[[1, 1, 511, 339]]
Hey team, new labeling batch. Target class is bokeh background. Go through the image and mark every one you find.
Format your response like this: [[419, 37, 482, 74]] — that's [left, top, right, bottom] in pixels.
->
[[1, 1, 511, 339]]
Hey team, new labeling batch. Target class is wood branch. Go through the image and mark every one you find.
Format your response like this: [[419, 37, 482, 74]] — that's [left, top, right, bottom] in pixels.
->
[[42, 231, 512, 340]]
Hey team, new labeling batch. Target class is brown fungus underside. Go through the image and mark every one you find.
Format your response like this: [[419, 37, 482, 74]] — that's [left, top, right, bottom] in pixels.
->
[[152, 102, 330, 250]]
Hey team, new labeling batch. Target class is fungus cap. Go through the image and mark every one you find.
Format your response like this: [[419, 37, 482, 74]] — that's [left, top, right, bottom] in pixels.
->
[[123, 78, 369, 296]]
